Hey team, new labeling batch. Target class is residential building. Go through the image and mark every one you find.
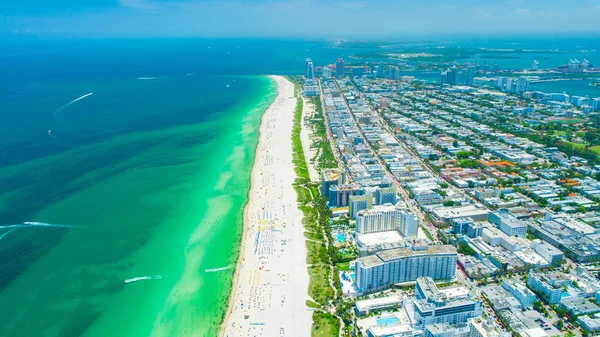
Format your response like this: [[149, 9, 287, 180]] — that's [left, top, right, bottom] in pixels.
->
[[375, 187, 397, 205], [453, 217, 483, 238], [321, 168, 344, 196], [349, 194, 373, 218], [328, 183, 364, 208], [560, 297, 600, 316], [336, 58, 345, 78], [355, 246, 457, 293], [397, 206, 418, 238], [376, 61, 385, 78], [464, 66, 475, 86], [527, 270, 571, 304], [425, 323, 470, 337], [306, 59, 314, 79], [516, 77, 530, 94], [468, 317, 511, 337], [390, 67, 400, 80], [502, 279, 536, 308], [356, 204, 396, 234], [593, 98, 600, 111], [414, 277, 482, 328], [578, 315, 600, 333]]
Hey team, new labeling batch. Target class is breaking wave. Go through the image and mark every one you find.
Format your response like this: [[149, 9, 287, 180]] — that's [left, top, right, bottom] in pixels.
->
[[205, 264, 233, 273]]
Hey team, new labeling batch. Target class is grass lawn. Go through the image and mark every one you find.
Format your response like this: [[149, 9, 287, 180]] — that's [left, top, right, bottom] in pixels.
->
[[590, 146, 600, 155], [312, 311, 340, 337], [335, 261, 351, 271], [563, 141, 587, 151], [307, 263, 334, 305]]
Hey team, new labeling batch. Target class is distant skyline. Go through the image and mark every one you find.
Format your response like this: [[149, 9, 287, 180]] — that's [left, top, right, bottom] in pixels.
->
[[2, 0, 600, 38]]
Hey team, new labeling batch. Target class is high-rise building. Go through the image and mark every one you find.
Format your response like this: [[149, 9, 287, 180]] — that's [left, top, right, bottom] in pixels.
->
[[397, 205, 418, 238], [375, 187, 397, 205], [440, 71, 448, 85], [496, 76, 506, 90], [321, 168, 343, 196], [355, 204, 397, 234], [504, 78, 514, 92], [448, 65, 458, 85], [593, 98, 600, 111], [390, 66, 400, 80], [549, 92, 570, 102], [306, 59, 314, 79], [376, 61, 385, 78], [349, 194, 373, 219], [322, 67, 332, 79], [441, 66, 458, 85], [571, 96, 590, 107], [335, 58, 345, 78], [355, 245, 457, 293], [516, 76, 530, 94], [414, 277, 482, 328], [464, 66, 475, 86], [328, 183, 364, 208]]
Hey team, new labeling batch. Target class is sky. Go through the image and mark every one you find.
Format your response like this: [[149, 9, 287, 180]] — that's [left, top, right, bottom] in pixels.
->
[[1, 0, 600, 38]]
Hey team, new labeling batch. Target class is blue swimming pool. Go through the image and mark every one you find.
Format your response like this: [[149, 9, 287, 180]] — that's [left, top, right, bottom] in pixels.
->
[[336, 233, 346, 243], [376, 316, 400, 326]]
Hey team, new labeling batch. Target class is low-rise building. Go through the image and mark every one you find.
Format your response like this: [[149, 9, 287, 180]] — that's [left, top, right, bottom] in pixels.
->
[[355, 295, 403, 316], [560, 297, 600, 316], [425, 323, 470, 337], [468, 317, 511, 337], [502, 279, 536, 308], [489, 209, 527, 237], [578, 314, 600, 333], [414, 277, 482, 328], [527, 270, 571, 304]]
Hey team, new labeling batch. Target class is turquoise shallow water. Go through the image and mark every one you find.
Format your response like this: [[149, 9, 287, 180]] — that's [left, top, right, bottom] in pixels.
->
[[0, 72, 276, 337]]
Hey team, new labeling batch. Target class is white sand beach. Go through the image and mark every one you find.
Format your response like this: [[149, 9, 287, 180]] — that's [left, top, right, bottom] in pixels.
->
[[221, 76, 311, 337]]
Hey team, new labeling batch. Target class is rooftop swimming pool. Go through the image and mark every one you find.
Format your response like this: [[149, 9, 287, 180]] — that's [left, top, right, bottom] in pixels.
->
[[376, 316, 400, 326]]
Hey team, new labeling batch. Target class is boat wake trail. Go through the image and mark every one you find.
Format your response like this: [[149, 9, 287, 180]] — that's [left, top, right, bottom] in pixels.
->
[[0, 229, 15, 241], [53, 93, 93, 128], [205, 264, 233, 273], [0, 222, 81, 230], [124, 275, 164, 284]]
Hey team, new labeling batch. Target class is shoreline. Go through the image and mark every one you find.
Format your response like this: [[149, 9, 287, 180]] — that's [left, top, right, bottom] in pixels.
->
[[220, 75, 311, 337], [219, 77, 275, 335]]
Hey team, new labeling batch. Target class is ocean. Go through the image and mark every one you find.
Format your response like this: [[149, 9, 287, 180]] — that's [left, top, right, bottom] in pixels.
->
[[0, 36, 598, 337], [0, 39, 292, 337]]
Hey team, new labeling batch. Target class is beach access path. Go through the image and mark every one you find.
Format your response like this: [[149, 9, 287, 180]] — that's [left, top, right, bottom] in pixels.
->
[[221, 76, 311, 337]]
